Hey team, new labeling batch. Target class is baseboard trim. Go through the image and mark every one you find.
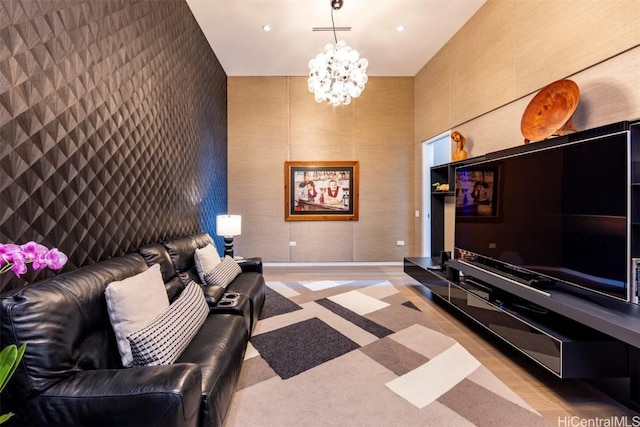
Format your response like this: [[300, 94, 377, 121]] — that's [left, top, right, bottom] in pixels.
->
[[263, 261, 404, 267]]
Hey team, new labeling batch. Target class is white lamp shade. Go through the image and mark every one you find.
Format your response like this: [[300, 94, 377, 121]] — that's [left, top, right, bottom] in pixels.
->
[[216, 215, 242, 237]]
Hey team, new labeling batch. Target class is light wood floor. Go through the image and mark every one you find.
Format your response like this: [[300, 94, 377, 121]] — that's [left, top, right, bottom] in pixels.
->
[[262, 263, 639, 427]]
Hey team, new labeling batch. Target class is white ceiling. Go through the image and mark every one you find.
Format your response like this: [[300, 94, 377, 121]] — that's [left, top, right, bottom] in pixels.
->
[[186, 0, 487, 77]]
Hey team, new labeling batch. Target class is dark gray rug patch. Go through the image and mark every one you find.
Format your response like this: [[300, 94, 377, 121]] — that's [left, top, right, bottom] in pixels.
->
[[250, 317, 359, 379], [439, 377, 551, 427], [360, 337, 429, 376], [402, 300, 420, 311], [259, 285, 302, 320], [315, 297, 394, 338]]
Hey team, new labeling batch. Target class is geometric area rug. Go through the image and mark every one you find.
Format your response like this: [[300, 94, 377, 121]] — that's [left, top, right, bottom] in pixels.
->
[[224, 280, 551, 426]]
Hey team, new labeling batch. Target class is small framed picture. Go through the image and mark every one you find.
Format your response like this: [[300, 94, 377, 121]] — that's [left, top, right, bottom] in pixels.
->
[[454, 165, 501, 221], [284, 161, 359, 221]]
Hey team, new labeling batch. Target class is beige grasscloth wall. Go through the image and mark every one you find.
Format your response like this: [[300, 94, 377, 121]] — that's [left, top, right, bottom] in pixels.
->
[[414, 0, 640, 255], [229, 0, 640, 262], [228, 77, 414, 262]]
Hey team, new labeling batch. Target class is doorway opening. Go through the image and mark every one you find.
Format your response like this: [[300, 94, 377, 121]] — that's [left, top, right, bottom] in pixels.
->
[[422, 131, 451, 256]]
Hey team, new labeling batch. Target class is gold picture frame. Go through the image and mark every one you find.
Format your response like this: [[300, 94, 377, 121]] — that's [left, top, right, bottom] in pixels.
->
[[284, 161, 359, 221]]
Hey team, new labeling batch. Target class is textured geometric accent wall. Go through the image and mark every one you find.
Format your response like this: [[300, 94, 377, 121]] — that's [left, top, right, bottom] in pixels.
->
[[0, 0, 228, 292]]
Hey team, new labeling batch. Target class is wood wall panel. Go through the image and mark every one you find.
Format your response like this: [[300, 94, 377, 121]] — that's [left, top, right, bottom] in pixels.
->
[[228, 146, 288, 216], [413, 0, 640, 256], [230, 0, 640, 261], [449, 0, 514, 125], [228, 77, 291, 260], [289, 77, 356, 147], [453, 45, 640, 158], [415, 0, 640, 145], [453, 97, 529, 157], [229, 77, 414, 262], [228, 77, 289, 146], [290, 221, 354, 262], [514, 0, 640, 96], [289, 144, 355, 163], [353, 78, 414, 145], [571, 47, 640, 128], [414, 51, 450, 142], [354, 144, 414, 261]]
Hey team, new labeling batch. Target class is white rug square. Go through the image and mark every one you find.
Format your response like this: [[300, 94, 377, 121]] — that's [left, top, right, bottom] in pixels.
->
[[358, 280, 399, 300], [328, 290, 389, 315], [266, 281, 300, 298], [301, 280, 343, 291], [386, 342, 481, 409], [244, 342, 260, 360]]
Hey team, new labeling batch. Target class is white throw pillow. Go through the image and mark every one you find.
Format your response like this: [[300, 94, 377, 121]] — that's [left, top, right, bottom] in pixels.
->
[[128, 282, 209, 366], [194, 243, 221, 283], [105, 264, 169, 367], [203, 256, 242, 288]]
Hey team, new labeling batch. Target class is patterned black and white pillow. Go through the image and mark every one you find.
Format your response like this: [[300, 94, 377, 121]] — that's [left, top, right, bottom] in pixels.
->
[[203, 256, 242, 288], [128, 282, 208, 366], [194, 243, 221, 283]]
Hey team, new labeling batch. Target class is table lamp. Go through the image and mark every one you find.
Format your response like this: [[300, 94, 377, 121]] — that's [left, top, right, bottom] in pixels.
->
[[216, 214, 241, 258]]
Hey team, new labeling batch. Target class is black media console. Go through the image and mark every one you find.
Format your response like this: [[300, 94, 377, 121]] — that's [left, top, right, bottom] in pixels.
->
[[404, 256, 640, 409]]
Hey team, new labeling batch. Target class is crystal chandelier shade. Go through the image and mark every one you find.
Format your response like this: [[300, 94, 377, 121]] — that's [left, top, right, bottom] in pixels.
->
[[307, 1, 368, 106], [308, 41, 368, 106]]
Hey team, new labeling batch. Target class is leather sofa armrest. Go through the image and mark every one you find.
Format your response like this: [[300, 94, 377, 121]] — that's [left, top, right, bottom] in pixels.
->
[[237, 257, 263, 274], [202, 285, 226, 306], [15, 364, 202, 427]]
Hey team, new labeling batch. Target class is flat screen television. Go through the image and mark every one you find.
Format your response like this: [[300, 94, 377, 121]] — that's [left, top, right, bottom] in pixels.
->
[[454, 127, 633, 303]]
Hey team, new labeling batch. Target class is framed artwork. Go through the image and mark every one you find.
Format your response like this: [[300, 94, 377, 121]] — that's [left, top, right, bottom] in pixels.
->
[[454, 165, 501, 221], [284, 161, 359, 221]]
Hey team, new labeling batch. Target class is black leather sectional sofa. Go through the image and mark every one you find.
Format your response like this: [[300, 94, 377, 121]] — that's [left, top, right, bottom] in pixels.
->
[[0, 232, 265, 427]]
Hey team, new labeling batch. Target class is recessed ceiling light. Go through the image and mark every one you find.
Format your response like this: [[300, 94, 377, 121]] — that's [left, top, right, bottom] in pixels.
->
[[396, 25, 406, 32], [262, 24, 271, 32]]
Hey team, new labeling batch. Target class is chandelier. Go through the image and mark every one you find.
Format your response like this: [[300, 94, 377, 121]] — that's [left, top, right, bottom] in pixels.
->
[[307, 0, 368, 106]]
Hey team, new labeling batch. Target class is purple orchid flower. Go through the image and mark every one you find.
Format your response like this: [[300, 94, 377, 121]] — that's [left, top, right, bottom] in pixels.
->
[[0, 242, 68, 278], [44, 249, 68, 270], [10, 250, 27, 277], [0, 244, 20, 266], [20, 242, 49, 269]]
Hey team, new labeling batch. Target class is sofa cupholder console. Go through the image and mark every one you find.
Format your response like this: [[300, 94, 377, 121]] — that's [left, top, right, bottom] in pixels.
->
[[222, 292, 240, 301], [210, 293, 251, 332]]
